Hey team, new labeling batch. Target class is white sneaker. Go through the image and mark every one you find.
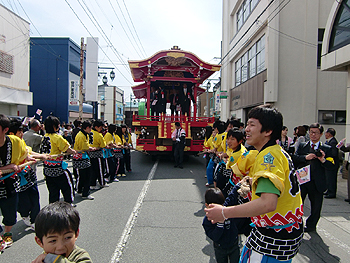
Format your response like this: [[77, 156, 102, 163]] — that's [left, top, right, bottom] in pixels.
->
[[90, 185, 100, 190], [82, 195, 94, 200], [30, 224, 35, 231], [113, 178, 119, 182], [22, 216, 31, 227], [102, 183, 109, 187]]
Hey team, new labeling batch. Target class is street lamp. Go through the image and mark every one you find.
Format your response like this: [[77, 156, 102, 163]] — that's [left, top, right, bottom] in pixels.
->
[[102, 75, 108, 85], [110, 70, 115, 81]]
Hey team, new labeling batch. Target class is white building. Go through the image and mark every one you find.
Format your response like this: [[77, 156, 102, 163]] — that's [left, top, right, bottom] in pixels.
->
[[0, 4, 32, 116], [221, 0, 347, 138]]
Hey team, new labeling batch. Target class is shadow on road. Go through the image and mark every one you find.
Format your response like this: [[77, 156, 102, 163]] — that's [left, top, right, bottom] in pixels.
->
[[298, 231, 340, 262]]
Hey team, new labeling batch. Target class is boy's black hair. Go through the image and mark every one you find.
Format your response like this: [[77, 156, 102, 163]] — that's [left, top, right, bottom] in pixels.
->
[[108, 124, 117, 134], [247, 104, 283, 141], [227, 128, 244, 142], [227, 119, 241, 129], [44, 116, 60, 133], [93, 119, 104, 129], [205, 125, 213, 140], [35, 201, 80, 242], [282, 126, 287, 131], [0, 114, 10, 129], [309, 123, 324, 134], [205, 187, 225, 205], [73, 119, 82, 128], [81, 120, 92, 130], [8, 118, 23, 134], [215, 121, 225, 134], [121, 124, 127, 128], [175, 122, 180, 127]]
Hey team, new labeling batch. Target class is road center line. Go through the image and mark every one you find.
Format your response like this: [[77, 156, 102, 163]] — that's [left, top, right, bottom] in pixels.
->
[[110, 160, 159, 263]]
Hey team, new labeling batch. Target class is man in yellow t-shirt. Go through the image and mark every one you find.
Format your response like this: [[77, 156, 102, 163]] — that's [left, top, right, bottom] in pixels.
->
[[205, 105, 303, 262]]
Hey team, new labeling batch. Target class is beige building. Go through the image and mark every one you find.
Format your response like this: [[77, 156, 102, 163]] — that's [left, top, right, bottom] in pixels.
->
[[98, 84, 124, 124], [221, 0, 347, 138], [0, 4, 32, 116]]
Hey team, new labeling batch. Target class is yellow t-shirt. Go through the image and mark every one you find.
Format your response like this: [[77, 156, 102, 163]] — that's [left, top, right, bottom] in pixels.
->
[[122, 133, 132, 145], [249, 145, 303, 230], [43, 133, 70, 156], [204, 135, 215, 150], [213, 132, 225, 152], [114, 134, 123, 146], [104, 132, 115, 145], [226, 144, 247, 169], [74, 131, 90, 152], [8, 135, 28, 165], [91, 130, 107, 148]]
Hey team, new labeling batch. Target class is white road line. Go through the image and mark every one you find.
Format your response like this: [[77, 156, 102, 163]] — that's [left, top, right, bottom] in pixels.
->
[[110, 160, 159, 263]]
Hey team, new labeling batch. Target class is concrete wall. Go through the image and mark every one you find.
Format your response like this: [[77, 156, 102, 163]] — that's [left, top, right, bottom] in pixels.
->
[[222, 0, 347, 140]]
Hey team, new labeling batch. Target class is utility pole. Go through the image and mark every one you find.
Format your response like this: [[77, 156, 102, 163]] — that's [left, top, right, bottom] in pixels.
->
[[79, 37, 85, 120]]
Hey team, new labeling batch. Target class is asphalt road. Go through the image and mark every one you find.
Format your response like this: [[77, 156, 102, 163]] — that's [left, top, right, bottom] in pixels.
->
[[1, 151, 350, 262]]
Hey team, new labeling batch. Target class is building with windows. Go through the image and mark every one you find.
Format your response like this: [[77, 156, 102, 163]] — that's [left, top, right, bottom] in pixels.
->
[[0, 4, 32, 116], [322, 0, 350, 142], [29, 37, 93, 123], [98, 84, 124, 125], [221, 0, 347, 137]]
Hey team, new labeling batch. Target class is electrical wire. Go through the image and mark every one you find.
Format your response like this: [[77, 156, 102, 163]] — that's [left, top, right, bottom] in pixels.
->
[[114, 0, 146, 57], [107, 0, 142, 58], [122, 0, 147, 57], [77, 0, 130, 72], [64, 0, 133, 85]]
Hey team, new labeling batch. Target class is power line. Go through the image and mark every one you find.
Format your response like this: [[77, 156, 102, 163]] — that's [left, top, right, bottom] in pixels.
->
[[92, 0, 134, 58], [107, 0, 142, 58], [122, 0, 147, 57], [64, 0, 132, 85], [76, 0, 130, 72], [114, 0, 146, 57]]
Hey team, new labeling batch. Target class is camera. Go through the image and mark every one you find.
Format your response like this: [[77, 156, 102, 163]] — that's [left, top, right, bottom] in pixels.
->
[[315, 149, 322, 157]]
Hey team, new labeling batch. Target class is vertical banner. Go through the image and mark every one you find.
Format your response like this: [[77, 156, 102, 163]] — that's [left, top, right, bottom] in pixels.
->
[[85, 37, 99, 101], [69, 80, 79, 105]]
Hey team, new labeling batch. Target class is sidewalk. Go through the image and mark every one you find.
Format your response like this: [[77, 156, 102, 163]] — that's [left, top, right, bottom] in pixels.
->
[[294, 173, 350, 262]]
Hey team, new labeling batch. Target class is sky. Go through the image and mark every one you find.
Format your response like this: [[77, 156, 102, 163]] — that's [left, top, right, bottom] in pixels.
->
[[2, 0, 223, 101]]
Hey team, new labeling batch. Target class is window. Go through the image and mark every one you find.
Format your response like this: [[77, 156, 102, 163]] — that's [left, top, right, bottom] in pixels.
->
[[248, 45, 256, 78], [251, 0, 259, 10], [234, 35, 265, 87], [329, 0, 350, 52], [236, 0, 260, 32], [318, 110, 346, 124], [235, 59, 241, 86], [256, 35, 265, 74], [317, 29, 325, 68], [241, 53, 248, 82], [243, 0, 250, 22], [237, 7, 243, 30]]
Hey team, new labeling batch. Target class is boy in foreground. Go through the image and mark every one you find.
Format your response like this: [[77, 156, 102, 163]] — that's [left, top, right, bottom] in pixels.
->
[[205, 105, 304, 262], [32, 201, 92, 263]]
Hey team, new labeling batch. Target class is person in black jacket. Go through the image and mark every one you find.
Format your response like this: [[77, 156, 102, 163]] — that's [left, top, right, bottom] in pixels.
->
[[324, 128, 339, 198], [293, 123, 334, 232], [178, 83, 195, 116]]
